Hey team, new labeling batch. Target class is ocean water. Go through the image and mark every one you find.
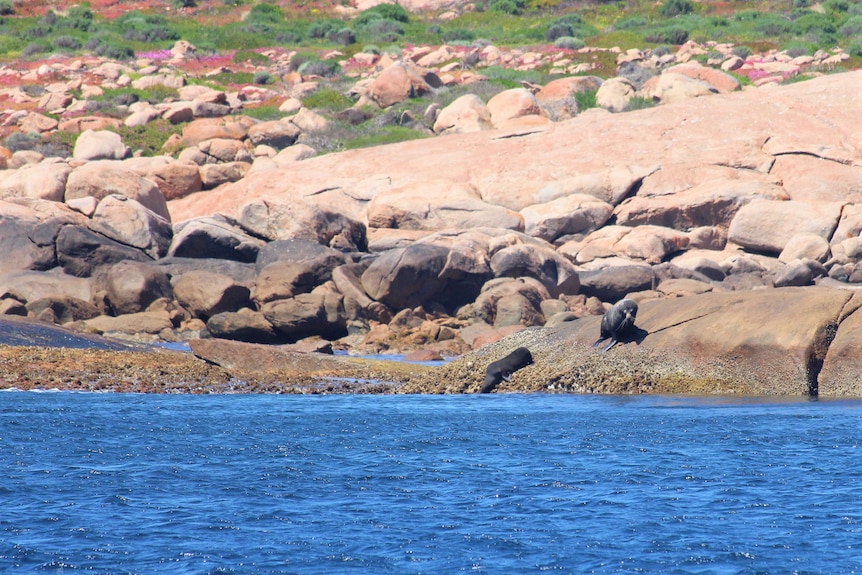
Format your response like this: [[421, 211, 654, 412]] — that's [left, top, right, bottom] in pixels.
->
[[2, 392, 861, 575]]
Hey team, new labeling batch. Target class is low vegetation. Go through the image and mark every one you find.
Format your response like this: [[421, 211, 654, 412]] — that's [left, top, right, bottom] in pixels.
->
[[0, 0, 859, 156]]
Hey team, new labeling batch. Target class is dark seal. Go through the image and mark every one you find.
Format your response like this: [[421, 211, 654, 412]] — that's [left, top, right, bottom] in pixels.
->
[[481, 347, 534, 393], [592, 298, 639, 352]]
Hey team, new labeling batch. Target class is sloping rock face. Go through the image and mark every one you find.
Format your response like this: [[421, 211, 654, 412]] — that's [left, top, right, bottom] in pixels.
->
[[400, 287, 858, 396], [168, 72, 862, 230]]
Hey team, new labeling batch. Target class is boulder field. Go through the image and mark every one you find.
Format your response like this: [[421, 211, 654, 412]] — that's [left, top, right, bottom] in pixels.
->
[[1, 68, 861, 395]]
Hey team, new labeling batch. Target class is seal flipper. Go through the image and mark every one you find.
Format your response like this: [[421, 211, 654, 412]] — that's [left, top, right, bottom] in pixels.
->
[[501, 371, 513, 382], [591, 337, 607, 348], [601, 338, 618, 353]]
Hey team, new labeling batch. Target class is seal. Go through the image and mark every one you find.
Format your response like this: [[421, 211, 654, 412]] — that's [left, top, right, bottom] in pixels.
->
[[481, 347, 534, 393], [592, 298, 639, 352]]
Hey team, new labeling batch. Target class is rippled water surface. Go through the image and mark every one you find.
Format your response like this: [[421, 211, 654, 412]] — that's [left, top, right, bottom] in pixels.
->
[[2, 392, 862, 574]]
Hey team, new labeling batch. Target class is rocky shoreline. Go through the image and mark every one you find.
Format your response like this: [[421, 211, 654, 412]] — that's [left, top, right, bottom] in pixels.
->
[[1, 37, 861, 395]]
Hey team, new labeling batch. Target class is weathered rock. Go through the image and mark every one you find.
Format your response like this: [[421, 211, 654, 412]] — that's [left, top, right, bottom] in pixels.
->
[[615, 179, 787, 229], [432, 94, 492, 134], [595, 77, 635, 112], [0, 162, 72, 202], [641, 72, 716, 104], [361, 244, 450, 310], [779, 233, 831, 263], [238, 199, 367, 251], [578, 265, 654, 302], [366, 180, 524, 232], [154, 257, 256, 287], [148, 161, 202, 201], [89, 195, 173, 259], [770, 155, 862, 203], [364, 61, 440, 108], [521, 194, 613, 242], [0, 270, 92, 304], [486, 88, 541, 127], [489, 242, 580, 297], [169, 217, 265, 263], [171, 270, 251, 320], [247, 121, 301, 149], [205, 307, 282, 344], [78, 311, 175, 336], [612, 225, 690, 264], [199, 161, 251, 189], [405, 287, 852, 395], [819, 293, 862, 395], [178, 117, 254, 148], [535, 76, 602, 121], [462, 277, 550, 328], [103, 260, 173, 316], [255, 245, 346, 304], [261, 284, 347, 341], [0, 199, 85, 274], [57, 225, 152, 278], [72, 130, 130, 161], [26, 295, 100, 324], [773, 258, 827, 287], [728, 200, 842, 254], [65, 161, 170, 221]]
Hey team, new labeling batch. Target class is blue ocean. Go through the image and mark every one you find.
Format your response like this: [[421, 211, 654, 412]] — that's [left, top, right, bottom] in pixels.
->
[[2, 391, 861, 574]]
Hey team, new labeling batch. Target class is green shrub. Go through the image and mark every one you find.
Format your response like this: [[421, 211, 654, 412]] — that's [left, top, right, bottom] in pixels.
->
[[489, 0, 526, 16], [362, 19, 405, 42], [575, 89, 597, 111], [731, 45, 752, 59], [839, 15, 862, 36], [297, 58, 341, 77], [173, 0, 196, 7], [6, 130, 72, 157], [241, 103, 283, 121], [233, 49, 271, 65], [554, 36, 584, 49], [660, 0, 693, 18], [248, 3, 284, 23], [0, 0, 13, 15], [355, 3, 410, 26], [85, 35, 135, 60], [545, 22, 574, 42], [253, 71, 274, 85], [848, 37, 862, 56], [22, 40, 52, 57], [442, 28, 475, 43], [302, 87, 353, 111], [615, 16, 647, 30], [59, 5, 94, 32], [327, 27, 356, 46], [343, 126, 429, 151], [117, 119, 185, 157], [308, 19, 339, 39], [645, 27, 689, 45], [53, 35, 82, 51], [624, 96, 658, 112]]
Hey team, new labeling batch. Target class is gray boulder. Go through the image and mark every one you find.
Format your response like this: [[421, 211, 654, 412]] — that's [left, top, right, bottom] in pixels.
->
[[65, 161, 170, 221], [57, 225, 152, 278], [168, 217, 264, 263], [578, 265, 654, 302], [103, 260, 173, 316], [206, 308, 282, 344], [171, 269, 251, 321], [254, 241, 347, 304], [25, 296, 100, 325], [238, 199, 367, 252], [154, 257, 257, 287], [261, 283, 347, 341], [72, 130, 130, 161], [89, 194, 173, 259], [489, 243, 580, 298], [361, 244, 450, 310]]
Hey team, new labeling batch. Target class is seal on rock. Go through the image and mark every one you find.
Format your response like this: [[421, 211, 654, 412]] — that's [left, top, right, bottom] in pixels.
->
[[592, 298, 639, 352], [481, 347, 534, 393]]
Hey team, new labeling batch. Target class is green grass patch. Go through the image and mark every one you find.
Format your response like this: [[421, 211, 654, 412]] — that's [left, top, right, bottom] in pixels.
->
[[342, 125, 430, 151], [302, 87, 353, 112], [116, 119, 184, 157]]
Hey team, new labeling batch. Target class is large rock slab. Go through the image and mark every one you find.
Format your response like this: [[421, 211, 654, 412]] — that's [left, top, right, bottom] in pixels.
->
[[168, 72, 862, 230], [401, 287, 855, 395], [728, 200, 842, 254]]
